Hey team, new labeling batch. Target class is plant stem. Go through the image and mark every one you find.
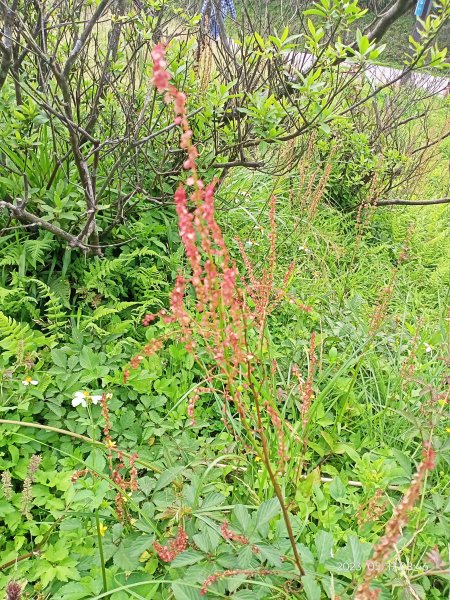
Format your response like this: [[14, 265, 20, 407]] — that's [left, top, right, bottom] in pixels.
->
[[0, 551, 40, 571], [95, 509, 108, 597], [248, 366, 305, 578], [0, 419, 162, 472]]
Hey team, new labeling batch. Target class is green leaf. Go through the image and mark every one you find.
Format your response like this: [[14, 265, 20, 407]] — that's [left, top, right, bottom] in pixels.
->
[[392, 449, 412, 477], [113, 534, 154, 571], [358, 34, 370, 55], [256, 497, 281, 528], [304, 8, 326, 16], [44, 539, 70, 563], [57, 582, 91, 600], [227, 573, 248, 593], [301, 574, 321, 600], [192, 533, 211, 553], [154, 466, 185, 492], [233, 504, 251, 533], [340, 443, 361, 463], [236, 545, 254, 569], [51, 348, 68, 368], [171, 582, 201, 600], [348, 535, 364, 565], [9, 445, 19, 465], [307, 19, 316, 37], [257, 543, 284, 567], [85, 449, 106, 474], [329, 477, 347, 501], [139, 476, 155, 496], [202, 492, 226, 509], [170, 550, 204, 568], [298, 543, 315, 569], [233, 592, 258, 599], [338, 535, 373, 567], [315, 530, 334, 564], [79, 346, 99, 370], [254, 32, 265, 49], [321, 430, 336, 451], [41, 565, 58, 589], [54, 564, 80, 582]]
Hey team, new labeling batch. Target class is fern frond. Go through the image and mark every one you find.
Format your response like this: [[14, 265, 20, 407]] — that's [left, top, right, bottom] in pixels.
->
[[48, 277, 71, 308], [113, 301, 141, 311], [0, 310, 49, 359], [26, 278, 68, 338], [23, 236, 54, 269], [0, 245, 20, 268], [86, 306, 121, 322]]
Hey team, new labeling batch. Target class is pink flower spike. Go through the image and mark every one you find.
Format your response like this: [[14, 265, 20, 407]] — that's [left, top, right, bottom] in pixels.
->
[[151, 45, 165, 61], [151, 44, 171, 91]]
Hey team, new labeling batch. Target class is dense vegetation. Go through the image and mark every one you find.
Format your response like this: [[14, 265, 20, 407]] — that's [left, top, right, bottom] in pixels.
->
[[0, 0, 449, 598]]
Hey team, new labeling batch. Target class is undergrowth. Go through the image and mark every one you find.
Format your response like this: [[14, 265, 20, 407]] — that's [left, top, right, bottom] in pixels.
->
[[0, 30, 449, 600]]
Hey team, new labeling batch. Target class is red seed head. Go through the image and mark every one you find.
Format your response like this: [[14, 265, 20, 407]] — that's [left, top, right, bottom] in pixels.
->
[[6, 581, 22, 600]]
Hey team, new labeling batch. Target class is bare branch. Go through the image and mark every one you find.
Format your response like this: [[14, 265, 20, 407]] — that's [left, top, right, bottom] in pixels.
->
[[0, 0, 19, 91], [62, 0, 112, 78], [363, 0, 416, 42], [0, 198, 89, 250], [213, 160, 264, 168], [376, 197, 450, 206]]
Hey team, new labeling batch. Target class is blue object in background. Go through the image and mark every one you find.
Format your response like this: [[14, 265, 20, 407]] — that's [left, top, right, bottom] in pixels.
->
[[201, 0, 236, 39], [415, 0, 426, 17]]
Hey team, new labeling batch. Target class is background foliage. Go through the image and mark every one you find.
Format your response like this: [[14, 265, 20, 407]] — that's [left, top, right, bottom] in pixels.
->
[[0, 0, 449, 598]]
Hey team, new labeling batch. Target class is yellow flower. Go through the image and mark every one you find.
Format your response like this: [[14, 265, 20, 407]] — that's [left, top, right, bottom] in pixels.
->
[[98, 523, 107, 536], [254, 456, 261, 462], [446, 428, 450, 433], [140, 550, 151, 562]]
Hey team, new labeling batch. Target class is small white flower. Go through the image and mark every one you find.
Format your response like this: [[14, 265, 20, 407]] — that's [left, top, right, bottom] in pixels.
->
[[72, 391, 89, 407], [424, 343, 432, 353], [72, 390, 104, 407], [22, 377, 38, 386]]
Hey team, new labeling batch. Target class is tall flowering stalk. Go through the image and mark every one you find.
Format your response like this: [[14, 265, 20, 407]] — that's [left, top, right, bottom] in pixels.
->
[[200, 568, 277, 595], [129, 43, 308, 576], [355, 444, 436, 599], [71, 393, 139, 522], [20, 454, 41, 519]]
